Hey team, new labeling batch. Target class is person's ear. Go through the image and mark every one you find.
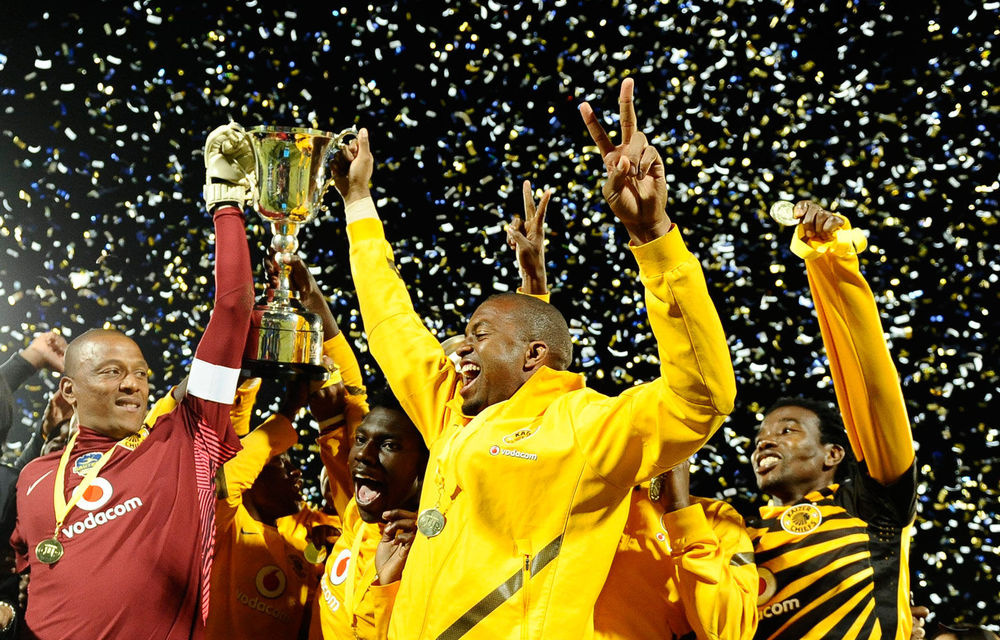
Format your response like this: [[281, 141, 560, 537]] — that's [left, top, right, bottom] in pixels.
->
[[523, 341, 549, 372], [59, 376, 77, 409], [824, 443, 845, 469]]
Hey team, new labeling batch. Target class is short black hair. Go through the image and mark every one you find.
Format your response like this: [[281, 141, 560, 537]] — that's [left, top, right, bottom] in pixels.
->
[[365, 385, 407, 417], [764, 396, 857, 481], [363, 386, 429, 465], [482, 293, 573, 370]]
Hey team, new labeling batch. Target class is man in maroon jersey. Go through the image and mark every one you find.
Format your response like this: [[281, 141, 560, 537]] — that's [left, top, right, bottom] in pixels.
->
[[10, 123, 256, 640]]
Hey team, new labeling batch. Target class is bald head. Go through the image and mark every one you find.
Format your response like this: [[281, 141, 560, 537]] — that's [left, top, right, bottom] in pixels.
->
[[60, 329, 150, 439], [64, 329, 135, 377], [482, 293, 573, 371]]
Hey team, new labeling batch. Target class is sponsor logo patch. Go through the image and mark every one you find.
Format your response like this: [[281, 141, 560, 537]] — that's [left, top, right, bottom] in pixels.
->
[[488, 445, 538, 462], [330, 548, 352, 586], [779, 504, 822, 535], [757, 566, 777, 605], [73, 452, 103, 476], [61, 495, 144, 539], [236, 589, 291, 622], [502, 427, 537, 445], [76, 477, 114, 511], [255, 565, 287, 598]]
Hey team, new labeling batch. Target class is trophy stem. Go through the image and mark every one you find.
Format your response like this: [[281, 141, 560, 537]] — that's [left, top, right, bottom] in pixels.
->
[[270, 220, 300, 298]]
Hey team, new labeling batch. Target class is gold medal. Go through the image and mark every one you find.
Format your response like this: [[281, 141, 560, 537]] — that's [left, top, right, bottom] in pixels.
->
[[417, 508, 446, 537], [769, 201, 799, 226], [303, 541, 327, 565], [648, 474, 664, 502], [35, 538, 64, 565]]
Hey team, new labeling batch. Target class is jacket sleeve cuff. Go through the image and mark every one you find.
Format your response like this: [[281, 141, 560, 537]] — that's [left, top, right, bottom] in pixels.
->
[[322, 334, 364, 389], [516, 288, 551, 303], [345, 196, 380, 224], [661, 503, 715, 552], [628, 225, 691, 277]]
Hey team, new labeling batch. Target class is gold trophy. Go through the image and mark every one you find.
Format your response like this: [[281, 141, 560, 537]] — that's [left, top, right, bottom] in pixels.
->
[[242, 125, 356, 380]]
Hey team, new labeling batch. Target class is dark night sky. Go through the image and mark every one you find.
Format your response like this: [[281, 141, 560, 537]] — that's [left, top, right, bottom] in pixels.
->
[[0, 0, 997, 627]]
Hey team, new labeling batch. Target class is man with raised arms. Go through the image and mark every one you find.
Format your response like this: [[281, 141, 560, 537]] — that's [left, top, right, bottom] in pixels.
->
[[331, 77, 736, 639], [11, 123, 255, 639], [747, 202, 917, 640]]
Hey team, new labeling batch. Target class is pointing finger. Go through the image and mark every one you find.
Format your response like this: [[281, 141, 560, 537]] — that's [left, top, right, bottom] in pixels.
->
[[522, 180, 536, 219], [618, 78, 637, 146], [580, 102, 615, 158]]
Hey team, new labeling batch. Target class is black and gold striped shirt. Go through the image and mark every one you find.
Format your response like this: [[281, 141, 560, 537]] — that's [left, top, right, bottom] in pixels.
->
[[747, 462, 916, 640]]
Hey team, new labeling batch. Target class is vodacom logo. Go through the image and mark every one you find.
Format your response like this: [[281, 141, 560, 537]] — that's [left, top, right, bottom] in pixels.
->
[[76, 477, 114, 511], [60, 477, 144, 540], [255, 565, 287, 598]]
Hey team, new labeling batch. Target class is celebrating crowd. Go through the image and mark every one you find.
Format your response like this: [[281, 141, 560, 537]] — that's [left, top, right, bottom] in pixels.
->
[[0, 76, 987, 640]]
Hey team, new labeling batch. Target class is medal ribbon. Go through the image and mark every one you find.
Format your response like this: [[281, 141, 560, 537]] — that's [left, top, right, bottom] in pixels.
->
[[344, 525, 379, 629], [50, 427, 148, 539], [426, 404, 498, 515]]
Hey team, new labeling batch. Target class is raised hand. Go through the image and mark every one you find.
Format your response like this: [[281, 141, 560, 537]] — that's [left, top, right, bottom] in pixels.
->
[[22, 330, 67, 373], [331, 127, 374, 206], [506, 180, 550, 295], [580, 78, 671, 244], [375, 508, 418, 585], [203, 122, 255, 210], [793, 201, 846, 242]]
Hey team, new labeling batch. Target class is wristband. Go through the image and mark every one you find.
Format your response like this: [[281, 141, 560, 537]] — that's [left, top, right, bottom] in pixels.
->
[[317, 414, 346, 433]]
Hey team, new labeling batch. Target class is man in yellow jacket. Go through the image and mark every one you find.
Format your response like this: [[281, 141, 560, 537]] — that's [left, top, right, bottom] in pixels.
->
[[330, 77, 736, 639], [311, 181, 551, 640]]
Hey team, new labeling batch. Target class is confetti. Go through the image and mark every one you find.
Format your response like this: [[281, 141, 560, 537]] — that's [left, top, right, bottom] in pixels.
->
[[0, 0, 996, 626]]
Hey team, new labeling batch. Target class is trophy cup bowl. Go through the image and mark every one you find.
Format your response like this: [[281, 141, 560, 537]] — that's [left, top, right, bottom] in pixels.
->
[[242, 125, 357, 380]]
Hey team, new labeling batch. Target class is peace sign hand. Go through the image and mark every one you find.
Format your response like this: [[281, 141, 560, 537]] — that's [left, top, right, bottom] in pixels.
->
[[580, 78, 671, 245]]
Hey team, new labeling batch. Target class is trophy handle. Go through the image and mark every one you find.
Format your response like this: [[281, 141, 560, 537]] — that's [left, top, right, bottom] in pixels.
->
[[319, 126, 360, 211], [240, 126, 260, 207]]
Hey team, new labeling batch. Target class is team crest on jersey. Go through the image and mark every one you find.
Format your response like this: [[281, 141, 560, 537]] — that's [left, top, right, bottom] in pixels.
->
[[757, 566, 777, 605], [329, 548, 352, 586], [73, 452, 103, 476], [779, 504, 822, 535], [76, 477, 114, 511], [118, 426, 150, 451], [502, 426, 537, 445], [255, 565, 287, 598]]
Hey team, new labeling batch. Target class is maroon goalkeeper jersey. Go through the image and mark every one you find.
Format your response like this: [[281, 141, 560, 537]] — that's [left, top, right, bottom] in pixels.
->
[[12, 394, 240, 639]]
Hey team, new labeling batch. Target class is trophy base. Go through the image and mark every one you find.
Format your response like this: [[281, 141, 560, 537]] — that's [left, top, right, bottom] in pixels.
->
[[241, 359, 329, 382]]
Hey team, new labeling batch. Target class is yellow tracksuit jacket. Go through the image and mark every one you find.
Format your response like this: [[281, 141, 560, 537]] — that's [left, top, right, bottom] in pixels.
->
[[345, 197, 736, 640], [207, 414, 317, 639], [312, 499, 401, 640], [595, 491, 758, 639]]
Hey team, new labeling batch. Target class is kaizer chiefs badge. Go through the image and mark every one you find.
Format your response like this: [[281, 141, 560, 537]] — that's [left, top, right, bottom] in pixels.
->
[[779, 503, 822, 535]]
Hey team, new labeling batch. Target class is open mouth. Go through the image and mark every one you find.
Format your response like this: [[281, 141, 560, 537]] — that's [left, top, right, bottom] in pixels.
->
[[353, 476, 385, 508], [755, 454, 780, 475], [116, 398, 143, 412], [459, 361, 482, 396]]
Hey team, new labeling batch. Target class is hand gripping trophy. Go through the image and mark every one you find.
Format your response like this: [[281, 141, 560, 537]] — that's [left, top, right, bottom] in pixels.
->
[[203, 121, 356, 380]]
